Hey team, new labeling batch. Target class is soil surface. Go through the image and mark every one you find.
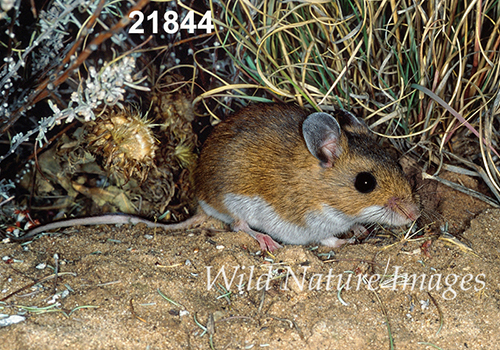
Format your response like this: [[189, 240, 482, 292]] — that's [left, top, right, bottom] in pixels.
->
[[1, 172, 499, 350]]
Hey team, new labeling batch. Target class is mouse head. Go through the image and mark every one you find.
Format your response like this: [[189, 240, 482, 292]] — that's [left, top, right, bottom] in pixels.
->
[[302, 110, 420, 226]]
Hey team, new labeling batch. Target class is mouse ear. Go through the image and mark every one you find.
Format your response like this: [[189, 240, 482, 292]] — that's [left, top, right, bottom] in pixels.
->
[[335, 109, 370, 133], [303, 112, 342, 168]]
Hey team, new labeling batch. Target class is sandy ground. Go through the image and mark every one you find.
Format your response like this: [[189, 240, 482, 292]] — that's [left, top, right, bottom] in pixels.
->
[[1, 173, 499, 350]]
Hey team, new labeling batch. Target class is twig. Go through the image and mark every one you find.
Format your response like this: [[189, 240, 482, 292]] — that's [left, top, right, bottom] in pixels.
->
[[0, 272, 77, 302], [427, 292, 444, 336]]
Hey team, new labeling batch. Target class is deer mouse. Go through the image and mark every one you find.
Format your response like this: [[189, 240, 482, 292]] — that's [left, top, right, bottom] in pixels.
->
[[194, 103, 419, 251], [16, 103, 419, 251]]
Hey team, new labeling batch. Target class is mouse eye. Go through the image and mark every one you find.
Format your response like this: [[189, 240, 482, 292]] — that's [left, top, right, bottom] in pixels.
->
[[354, 172, 377, 193]]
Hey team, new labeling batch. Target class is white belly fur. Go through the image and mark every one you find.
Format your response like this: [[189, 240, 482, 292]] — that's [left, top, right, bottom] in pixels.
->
[[199, 194, 384, 245]]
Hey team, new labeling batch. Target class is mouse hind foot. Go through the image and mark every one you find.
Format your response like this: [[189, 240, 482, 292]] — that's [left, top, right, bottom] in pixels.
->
[[232, 220, 283, 252]]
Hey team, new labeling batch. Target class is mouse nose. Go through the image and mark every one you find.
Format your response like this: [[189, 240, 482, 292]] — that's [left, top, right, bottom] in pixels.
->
[[388, 197, 420, 223], [406, 204, 420, 221]]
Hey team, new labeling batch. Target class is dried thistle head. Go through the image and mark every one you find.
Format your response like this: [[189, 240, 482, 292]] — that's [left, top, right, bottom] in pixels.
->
[[87, 107, 157, 182]]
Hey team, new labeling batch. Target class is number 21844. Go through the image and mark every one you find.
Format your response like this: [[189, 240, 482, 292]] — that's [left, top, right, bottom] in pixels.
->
[[129, 10, 214, 34]]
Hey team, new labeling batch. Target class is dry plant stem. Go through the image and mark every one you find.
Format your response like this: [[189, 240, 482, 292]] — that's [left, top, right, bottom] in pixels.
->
[[477, 23, 500, 87], [0, 0, 151, 135], [269, 316, 304, 341], [486, 93, 500, 181], [143, 30, 216, 56], [129, 299, 147, 323], [323, 258, 382, 267], [413, 84, 500, 159], [466, 0, 482, 100], [258, 288, 265, 314], [216, 316, 253, 324], [437, 233, 479, 257], [0, 272, 77, 302], [52, 253, 59, 294], [29, 0, 37, 17], [422, 172, 500, 208], [372, 289, 394, 350], [389, 0, 401, 63], [427, 292, 444, 336], [439, 150, 500, 203]]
